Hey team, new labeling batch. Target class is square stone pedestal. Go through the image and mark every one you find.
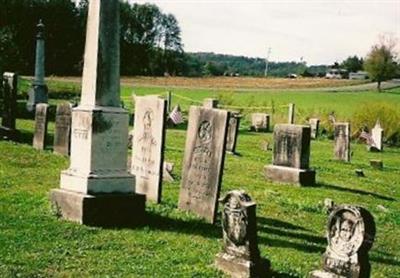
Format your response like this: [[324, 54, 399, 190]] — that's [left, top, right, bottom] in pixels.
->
[[215, 252, 270, 278], [50, 189, 145, 227], [264, 165, 315, 186]]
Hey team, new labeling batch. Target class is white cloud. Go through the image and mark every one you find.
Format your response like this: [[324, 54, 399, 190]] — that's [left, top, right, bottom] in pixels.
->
[[131, 0, 400, 64]]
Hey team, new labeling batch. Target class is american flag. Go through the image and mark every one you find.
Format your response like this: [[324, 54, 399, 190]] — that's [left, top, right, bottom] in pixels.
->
[[169, 105, 184, 125], [359, 130, 375, 146]]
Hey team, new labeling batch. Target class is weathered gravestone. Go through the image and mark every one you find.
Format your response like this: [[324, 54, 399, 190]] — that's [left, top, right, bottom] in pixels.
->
[[178, 106, 229, 223], [32, 103, 49, 150], [288, 103, 295, 124], [203, 98, 219, 109], [1, 72, 18, 140], [130, 95, 167, 203], [53, 103, 72, 156], [226, 112, 241, 154], [215, 190, 270, 278], [27, 20, 48, 111], [370, 120, 383, 152], [309, 118, 320, 139], [250, 113, 270, 132], [370, 159, 383, 170], [264, 124, 315, 186], [334, 123, 351, 162], [310, 203, 375, 278], [163, 161, 175, 182], [51, 0, 145, 227]]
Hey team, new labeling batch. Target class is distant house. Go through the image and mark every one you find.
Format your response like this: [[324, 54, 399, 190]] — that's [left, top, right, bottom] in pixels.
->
[[325, 69, 348, 79], [349, 71, 369, 80]]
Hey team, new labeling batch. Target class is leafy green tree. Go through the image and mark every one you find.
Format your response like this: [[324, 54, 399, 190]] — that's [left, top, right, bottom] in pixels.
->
[[364, 37, 398, 91], [340, 55, 363, 73]]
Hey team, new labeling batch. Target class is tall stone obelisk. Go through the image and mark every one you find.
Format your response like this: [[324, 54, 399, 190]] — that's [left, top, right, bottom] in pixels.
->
[[51, 0, 145, 227], [27, 20, 48, 111]]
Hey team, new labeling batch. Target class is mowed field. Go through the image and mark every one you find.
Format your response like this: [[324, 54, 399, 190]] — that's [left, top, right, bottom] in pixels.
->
[[0, 77, 399, 277]]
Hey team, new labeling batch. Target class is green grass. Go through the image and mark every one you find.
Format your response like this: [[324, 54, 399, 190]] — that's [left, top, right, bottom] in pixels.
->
[[1, 78, 399, 277]]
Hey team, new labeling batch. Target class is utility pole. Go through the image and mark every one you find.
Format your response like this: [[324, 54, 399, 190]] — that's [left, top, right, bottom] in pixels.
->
[[264, 47, 272, 77]]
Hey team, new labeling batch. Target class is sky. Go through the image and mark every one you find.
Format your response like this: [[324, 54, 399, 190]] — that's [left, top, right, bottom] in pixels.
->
[[132, 0, 400, 65]]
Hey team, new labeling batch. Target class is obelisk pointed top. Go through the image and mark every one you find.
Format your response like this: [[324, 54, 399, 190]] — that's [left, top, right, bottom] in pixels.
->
[[36, 19, 45, 39], [80, 0, 121, 108]]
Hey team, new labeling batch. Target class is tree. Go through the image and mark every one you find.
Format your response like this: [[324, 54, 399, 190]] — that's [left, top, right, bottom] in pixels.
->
[[340, 55, 363, 73], [364, 36, 398, 91]]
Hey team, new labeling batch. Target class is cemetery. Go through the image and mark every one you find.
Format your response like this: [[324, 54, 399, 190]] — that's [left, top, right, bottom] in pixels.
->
[[1, 0, 400, 277]]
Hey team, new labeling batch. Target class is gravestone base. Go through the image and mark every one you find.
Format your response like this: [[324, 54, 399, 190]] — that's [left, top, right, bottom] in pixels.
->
[[27, 84, 48, 111], [50, 189, 145, 227], [215, 252, 270, 278], [309, 270, 347, 278], [264, 165, 315, 186]]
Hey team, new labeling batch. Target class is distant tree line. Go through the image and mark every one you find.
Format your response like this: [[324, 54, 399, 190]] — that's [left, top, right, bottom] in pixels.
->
[[0, 0, 184, 76]]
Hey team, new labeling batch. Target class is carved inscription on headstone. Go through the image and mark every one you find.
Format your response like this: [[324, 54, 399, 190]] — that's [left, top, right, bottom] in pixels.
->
[[215, 190, 270, 277], [131, 95, 167, 203], [33, 103, 49, 150], [226, 112, 241, 154], [310, 204, 375, 278], [273, 124, 310, 169], [54, 103, 72, 155], [178, 106, 229, 223], [250, 113, 270, 132], [334, 123, 351, 162]]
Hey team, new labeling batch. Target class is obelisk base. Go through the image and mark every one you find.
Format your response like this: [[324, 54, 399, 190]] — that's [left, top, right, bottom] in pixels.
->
[[27, 84, 48, 111], [215, 252, 270, 278], [50, 189, 145, 227], [264, 165, 315, 186]]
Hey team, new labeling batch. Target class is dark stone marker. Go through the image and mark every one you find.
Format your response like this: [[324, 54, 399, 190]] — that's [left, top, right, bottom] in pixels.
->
[[264, 124, 315, 186], [226, 112, 241, 154], [27, 20, 48, 111], [215, 190, 270, 277], [53, 103, 72, 156], [310, 203, 375, 278], [370, 159, 383, 170], [32, 103, 49, 150], [334, 122, 351, 162], [250, 113, 270, 132], [309, 118, 320, 139], [1, 72, 18, 140], [178, 106, 229, 223]]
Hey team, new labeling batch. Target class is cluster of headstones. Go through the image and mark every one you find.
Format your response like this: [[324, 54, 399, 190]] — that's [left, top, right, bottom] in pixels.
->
[[3, 1, 377, 277]]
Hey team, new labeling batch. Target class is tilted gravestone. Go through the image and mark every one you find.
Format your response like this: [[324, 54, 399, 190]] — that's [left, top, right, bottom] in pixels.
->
[[309, 118, 320, 139], [130, 95, 167, 203], [32, 103, 49, 150], [215, 190, 270, 277], [264, 124, 315, 186], [310, 204, 375, 278], [226, 112, 241, 154], [370, 120, 383, 152], [162, 161, 175, 182], [203, 98, 219, 109], [1, 72, 18, 139], [51, 0, 145, 227], [53, 103, 72, 156], [250, 113, 270, 132], [178, 106, 229, 223], [334, 122, 351, 162]]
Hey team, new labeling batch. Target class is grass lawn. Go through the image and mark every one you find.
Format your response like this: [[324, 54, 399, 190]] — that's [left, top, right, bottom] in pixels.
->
[[0, 78, 399, 277]]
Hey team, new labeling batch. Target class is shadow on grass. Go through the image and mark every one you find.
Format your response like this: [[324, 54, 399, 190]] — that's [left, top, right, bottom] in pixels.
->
[[144, 210, 221, 239], [318, 182, 396, 201]]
